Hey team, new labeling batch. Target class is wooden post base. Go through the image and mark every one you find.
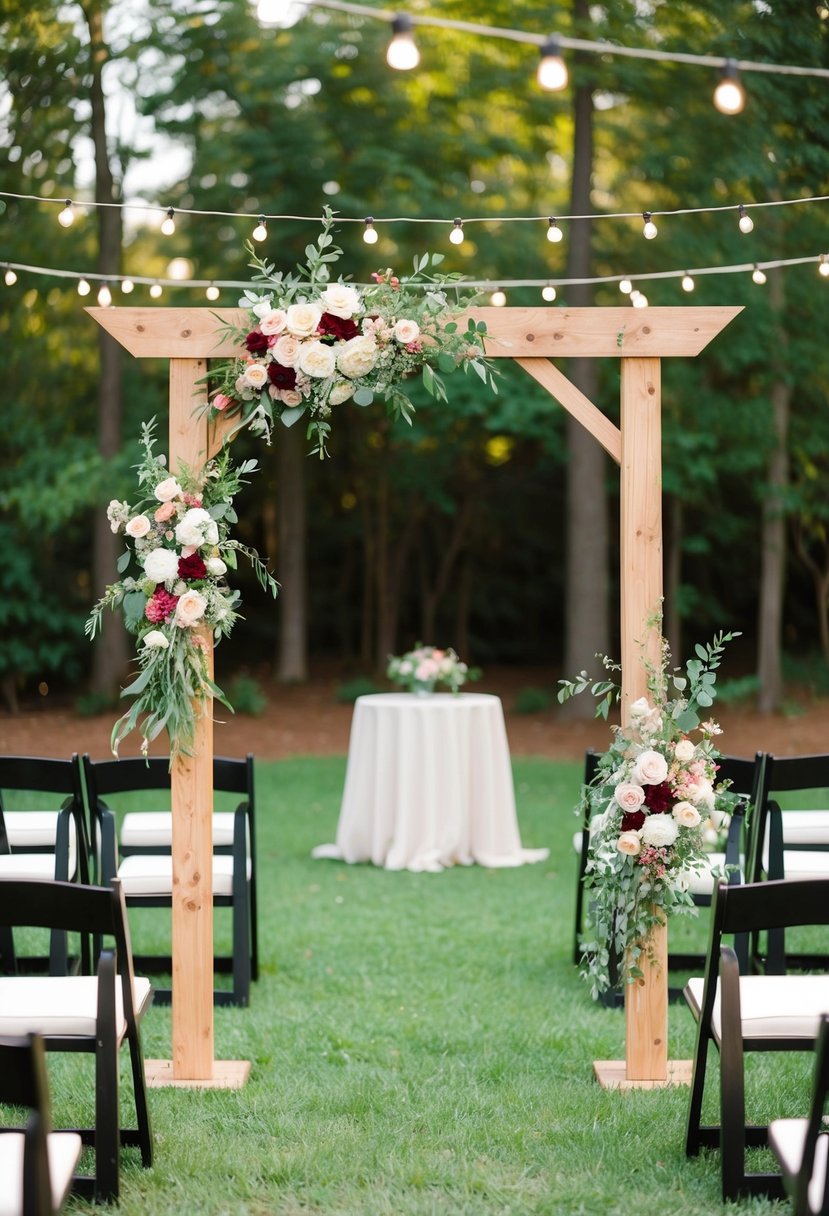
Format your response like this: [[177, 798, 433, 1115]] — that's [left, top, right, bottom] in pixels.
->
[[144, 1059, 252, 1089], [593, 1059, 693, 1090]]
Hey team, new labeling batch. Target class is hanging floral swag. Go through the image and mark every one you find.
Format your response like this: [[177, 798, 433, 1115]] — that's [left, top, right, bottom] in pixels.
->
[[204, 207, 499, 457], [557, 622, 741, 999], [86, 420, 278, 759]]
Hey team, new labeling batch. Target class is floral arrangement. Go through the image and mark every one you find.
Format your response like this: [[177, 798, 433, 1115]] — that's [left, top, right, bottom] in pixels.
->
[[387, 644, 480, 696], [206, 208, 498, 457], [86, 421, 277, 759], [557, 626, 741, 998]]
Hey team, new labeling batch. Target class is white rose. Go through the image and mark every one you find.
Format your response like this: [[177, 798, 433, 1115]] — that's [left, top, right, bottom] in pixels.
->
[[279, 389, 304, 407], [154, 477, 182, 503], [329, 381, 355, 406], [672, 801, 702, 828], [125, 514, 151, 539], [320, 283, 361, 319], [259, 309, 288, 336], [298, 340, 338, 380], [143, 548, 179, 584], [632, 749, 669, 786], [106, 499, 130, 532], [142, 629, 169, 650], [687, 778, 715, 810], [205, 557, 227, 577], [175, 508, 218, 549], [617, 831, 642, 856], [175, 589, 208, 628], [674, 739, 696, 763], [614, 782, 646, 812], [242, 363, 269, 390], [393, 318, 420, 344], [286, 302, 322, 337], [641, 814, 679, 848], [248, 297, 273, 319], [273, 335, 302, 367], [337, 335, 379, 379]]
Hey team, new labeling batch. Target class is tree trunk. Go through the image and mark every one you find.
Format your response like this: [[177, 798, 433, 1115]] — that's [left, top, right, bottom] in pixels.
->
[[276, 423, 308, 682], [756, 271, 790, 713], [83, 0, 129, 697], [560, 0, 609, 717]]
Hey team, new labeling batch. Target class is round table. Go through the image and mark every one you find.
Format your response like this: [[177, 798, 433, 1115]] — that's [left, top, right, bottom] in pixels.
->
[[312, 692, 549, 872]]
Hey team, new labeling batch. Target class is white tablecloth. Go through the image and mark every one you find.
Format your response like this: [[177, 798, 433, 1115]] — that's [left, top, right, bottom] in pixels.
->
[[312, 692, 549, 872]]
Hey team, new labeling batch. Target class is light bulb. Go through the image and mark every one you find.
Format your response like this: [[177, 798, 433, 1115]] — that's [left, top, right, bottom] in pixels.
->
[[681, 274, 695, 293], [541, 285, 557, 302], [490, 289, 507, 307], [160, 208, 176, 236], [97, 284, 112, 307], [632, 292, 648, 308], [546, 218, 563, 243], [619, 279, 632, 295], [121, 279, 134, 294], [363, 217, 379, 245], [537, 37, 568, 91], [252, 217, 268, 242], [449, 218, 464, 246], [58, 200, 75, 228], [714, 60, 745, 115], [150, 282, 163, 298], [642, 212, 658, 240], [386, 15, 419, 71], [77, 278, 91, 297], [206, 284, 221, 300], [752, 265, 767, 285], [819, 255, 829, 279], [4, 267, 17, 286], [738, 205, 754, 234]]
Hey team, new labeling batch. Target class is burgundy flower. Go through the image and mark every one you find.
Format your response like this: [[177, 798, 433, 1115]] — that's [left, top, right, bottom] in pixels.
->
[[267, 361, 297, 389], [643, 781, 674, 814], [145, 588, 179, 624], [621, 810, 646, 832], [319, 312, 359, 341], [178, 554, 207, 581], [245, 329, 269, 354]]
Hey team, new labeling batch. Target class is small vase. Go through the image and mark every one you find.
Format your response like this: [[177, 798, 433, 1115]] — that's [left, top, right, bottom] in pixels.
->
[[412, 680, 436, 697]]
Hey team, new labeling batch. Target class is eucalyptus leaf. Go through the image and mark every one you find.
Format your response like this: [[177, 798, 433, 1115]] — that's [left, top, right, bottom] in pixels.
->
[[280, 406, 307, 428], [352, 388, 374, 406]]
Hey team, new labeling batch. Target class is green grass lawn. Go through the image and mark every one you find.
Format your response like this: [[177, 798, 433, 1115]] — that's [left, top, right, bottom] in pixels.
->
[[51, 756, 814, 1214]]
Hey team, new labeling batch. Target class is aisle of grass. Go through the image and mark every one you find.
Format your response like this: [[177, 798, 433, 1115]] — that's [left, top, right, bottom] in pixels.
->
[[62, 756, 806, 1215]]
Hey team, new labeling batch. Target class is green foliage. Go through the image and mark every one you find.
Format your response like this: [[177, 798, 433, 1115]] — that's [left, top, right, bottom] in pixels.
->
[[225, 673, 268, 716], [513, 686, 554, 714], [333, 676, 381, 703]]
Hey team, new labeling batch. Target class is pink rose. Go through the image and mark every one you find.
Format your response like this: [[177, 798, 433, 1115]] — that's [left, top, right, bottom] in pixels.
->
[[672, 801, 702, 828], [154, 501, 176, 523], [632, 749, 669, 786], [174, 589, 207, 628], [617, 831, 642, 856], [125, 514, 151, 539], [259, 309, 288, 336], [614, 782, 646, 812], [212, 393, 233, 412]]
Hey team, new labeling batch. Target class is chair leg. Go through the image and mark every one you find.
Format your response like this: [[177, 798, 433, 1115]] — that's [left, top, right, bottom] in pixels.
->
[[232, 879, 251, 1007], [719, 951, 747, 1200], [94, 953, 120, 1204], [685, 1018, 713, 1157], [127, 1028, 153, 1168]]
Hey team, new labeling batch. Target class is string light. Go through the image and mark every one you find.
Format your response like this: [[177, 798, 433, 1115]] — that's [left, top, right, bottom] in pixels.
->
[[206, 283, 221, 300], [121, 279, 134, 294], [681, 273, 695, 293], [386, 14, 420, 71], [546, 217, 564, 243], [77, 278, 91, 296], [160, 208, 176, 236], [537, 37, 568, 91], [642, 212, 658, 240], [96, 283, 112, 307], [819, 255, 829, 279], [449, 218, 465, 246], [714, 59, 746, 115], [252, 216, 268, 242], [752, 265, 767, 284], [631, 290, 649, 308], [490, 288, 507, 306], [4, 267, 17, 285], [57, 200, 75, 229], [738, 204, 754, 234], [362, 217, 379, 245], [149, 282, 163, 298], [541, 284, 557, 301], [619, 278, 632, 295]]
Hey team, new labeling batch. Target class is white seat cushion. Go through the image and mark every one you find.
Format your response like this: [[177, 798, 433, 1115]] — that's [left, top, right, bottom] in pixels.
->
[[120, 811, 240, 849], [686, 975, 829, 1040], [117, 853, 250, 897], [781, 811, 829, 847], [0, 1130, 83, 1216], [782, 852, 829, 880], [4, 812, 77, 851], [0, 975, 152, 1039], [0, 850, 76, 881], [572, 830, 583, 855], [769, 1119, 829, 1213]]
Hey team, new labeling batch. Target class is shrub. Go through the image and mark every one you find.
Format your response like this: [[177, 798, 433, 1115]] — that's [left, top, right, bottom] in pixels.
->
[[513, 686, 554, 714]]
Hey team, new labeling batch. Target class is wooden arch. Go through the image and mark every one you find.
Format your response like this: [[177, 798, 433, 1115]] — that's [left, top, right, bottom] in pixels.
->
[[90, 303, 741, 1089]]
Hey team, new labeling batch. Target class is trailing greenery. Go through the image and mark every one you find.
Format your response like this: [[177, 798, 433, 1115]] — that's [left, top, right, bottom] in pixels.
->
[[22, 757, 805, 1215]]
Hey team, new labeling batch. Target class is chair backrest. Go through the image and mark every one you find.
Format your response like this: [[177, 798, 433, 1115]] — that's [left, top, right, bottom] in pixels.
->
[[717, 752, 765, 807], [83, 754, 252, 803], [0, 1033, 53, 1215], [710, 876, 829, 956], [0, 756, 87, 858], [749, 753, 829, 883]]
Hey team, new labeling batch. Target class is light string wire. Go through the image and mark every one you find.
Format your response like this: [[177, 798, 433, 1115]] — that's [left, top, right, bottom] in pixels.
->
[[282, 0, 829, 79], [2, 188, 829, 226], [4, 251, 827, 294]]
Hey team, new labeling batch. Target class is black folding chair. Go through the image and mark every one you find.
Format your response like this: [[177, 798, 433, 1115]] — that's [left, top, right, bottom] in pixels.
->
[[0, 879, 153, 1204], [769, 1013, 829, 1216], [684, 876, 829, 1201]]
